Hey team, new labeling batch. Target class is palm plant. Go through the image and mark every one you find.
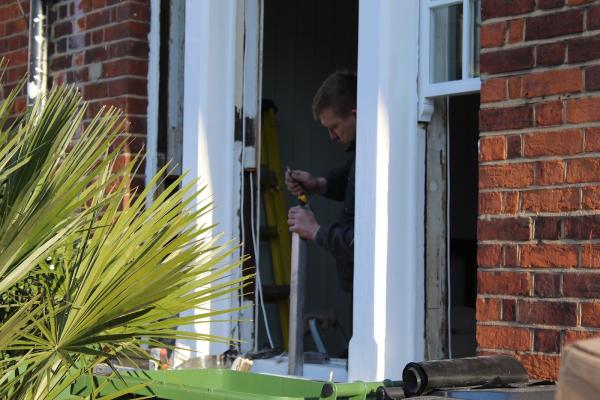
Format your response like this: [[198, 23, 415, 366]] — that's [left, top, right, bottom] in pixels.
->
[[0, 77, 248, 399]]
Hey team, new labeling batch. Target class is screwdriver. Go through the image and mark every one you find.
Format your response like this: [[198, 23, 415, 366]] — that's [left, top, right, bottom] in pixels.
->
[[286, 166, 308, 205]]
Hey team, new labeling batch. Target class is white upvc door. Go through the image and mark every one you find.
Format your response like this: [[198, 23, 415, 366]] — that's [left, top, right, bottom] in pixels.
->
[[349, 0, 425, 382]]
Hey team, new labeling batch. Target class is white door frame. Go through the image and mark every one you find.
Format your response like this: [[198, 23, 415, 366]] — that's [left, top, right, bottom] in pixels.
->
[[178, 0, 241, 363], [349, 0, 425, 381], [178, 0, 426, 379]]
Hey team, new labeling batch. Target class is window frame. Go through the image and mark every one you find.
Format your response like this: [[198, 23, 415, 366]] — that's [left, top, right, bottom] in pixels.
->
[[419, 0, 481, 121]]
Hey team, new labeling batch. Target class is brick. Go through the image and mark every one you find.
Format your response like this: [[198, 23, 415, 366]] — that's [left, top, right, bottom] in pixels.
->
[[566, 97, 600, 123], [534, 217, 562, 240], [585, 66, 600, 91], [481, 22, 505, 48], [563, 215, 600, 240], [53, 20, 72, 38], [503, 298, 517, 320], [476, 297, 501, 321], [566, 157, 600, 183], [526, 10, 583, 40], [563, 273, 600, 298], [582, 186, 600, 209], [477, 325, 531, 351], [85, 46, 108, 64], [537, 43, 566, 67], [505, 245, 520, 267], [521, 244, 578, 268], [589, 6, 600, 30], [538, 0, 565, 9], [104, 21, 150, 42], [482, 0, 535, 20], [535, 160, 564, 186], [568, 34, 600, 63], [581, 303, 600, 327], [115, 2, 151, 22], [86, 9, 110, 29], [567, 0, 595, 4], [103, 59, 148, 78], [508, 19, 525, 43], [109, 40, 149, 59], [507, 135, 522, 158], [523, 69, 582, 98], [534, 273, 562, 297], [479, 192, 502, 214], [480, 47, 534, 74], [481, 79, 505, 103], [521, 188, 579, 212], [518, 300, 577, 326], [523, 130, 582, 157], [480, 106, 532, 132], [508, 77, 522, 99], [503, 192, 519, 213], [478, 244, 503, 267], [534, 329, 561, 352], [478, 218, 531, 241], [479, 136, 505, 161], [535, 101, 563, 127], [108, 78, 147, 97], [83, 82, 108, 99], [478, 270, 531, 296], [516, 353, 560, 381], [480, 163, 534, 189]]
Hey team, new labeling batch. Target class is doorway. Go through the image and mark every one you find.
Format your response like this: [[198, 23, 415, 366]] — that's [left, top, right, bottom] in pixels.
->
[[448, 94, 479, 358], [256, 0, 358, 358]]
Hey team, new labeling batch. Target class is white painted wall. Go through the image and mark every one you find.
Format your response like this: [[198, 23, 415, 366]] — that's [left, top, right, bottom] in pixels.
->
[[349, 0, 425, 381], [178, 0, 241, 363]]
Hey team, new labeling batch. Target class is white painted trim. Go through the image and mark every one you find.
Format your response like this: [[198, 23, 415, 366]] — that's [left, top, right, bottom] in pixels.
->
[[418, 0, 482, 122], [350, 0, 425, 382], [177, 0, 241, 364], [145, 0, 160, 199], [424, 77, 481, 97], [429, 0, 462, 7]]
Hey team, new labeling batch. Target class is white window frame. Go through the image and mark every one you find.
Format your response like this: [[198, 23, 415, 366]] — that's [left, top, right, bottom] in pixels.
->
[[418, 0, 481, 121]]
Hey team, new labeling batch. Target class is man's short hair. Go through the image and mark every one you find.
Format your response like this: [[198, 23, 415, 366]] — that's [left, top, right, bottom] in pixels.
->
[[312, 70, 357, 120]]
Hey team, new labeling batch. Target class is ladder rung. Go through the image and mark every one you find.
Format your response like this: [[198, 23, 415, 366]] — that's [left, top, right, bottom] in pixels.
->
[[262, 284, 290, 303]]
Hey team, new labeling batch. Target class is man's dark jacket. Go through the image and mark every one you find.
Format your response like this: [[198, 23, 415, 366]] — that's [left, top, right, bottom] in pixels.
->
[[314, 148, 355, 293]]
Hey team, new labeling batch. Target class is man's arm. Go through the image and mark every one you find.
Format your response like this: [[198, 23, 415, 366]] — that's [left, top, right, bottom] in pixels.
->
[[322, 158, 353, 201], [314, 222, 354, 263]]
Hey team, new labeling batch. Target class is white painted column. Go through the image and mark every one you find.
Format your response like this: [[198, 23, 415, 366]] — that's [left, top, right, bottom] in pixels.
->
[[349, 0, 425, 381], [178, 0, 240, 363]]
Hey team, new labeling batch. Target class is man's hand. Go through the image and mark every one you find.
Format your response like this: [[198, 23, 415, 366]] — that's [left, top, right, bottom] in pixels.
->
[[288, 206, 320, 240], [285, 169, 326, 196]]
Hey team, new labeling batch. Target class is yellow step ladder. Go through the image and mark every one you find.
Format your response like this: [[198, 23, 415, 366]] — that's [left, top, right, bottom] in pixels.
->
[[260, 102, 291, 349]]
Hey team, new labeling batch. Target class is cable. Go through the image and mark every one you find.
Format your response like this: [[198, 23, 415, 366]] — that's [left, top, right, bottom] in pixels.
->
[[249, 173, 275, 349]]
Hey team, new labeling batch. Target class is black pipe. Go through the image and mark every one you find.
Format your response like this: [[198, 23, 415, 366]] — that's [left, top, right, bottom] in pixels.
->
[[27, 0, 48, 107], [402, 355, 528, 397]]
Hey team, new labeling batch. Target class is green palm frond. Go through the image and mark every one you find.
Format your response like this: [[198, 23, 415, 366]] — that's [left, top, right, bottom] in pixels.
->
[[0, 74, 249, 398]]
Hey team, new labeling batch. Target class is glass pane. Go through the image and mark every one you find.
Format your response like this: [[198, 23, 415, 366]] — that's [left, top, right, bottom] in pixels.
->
[[471, 0, 481, 78], [430, 4, 463, 83]]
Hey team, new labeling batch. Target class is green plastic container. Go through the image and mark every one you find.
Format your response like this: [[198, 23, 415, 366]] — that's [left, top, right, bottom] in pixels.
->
[[68, 369, 384, 399]]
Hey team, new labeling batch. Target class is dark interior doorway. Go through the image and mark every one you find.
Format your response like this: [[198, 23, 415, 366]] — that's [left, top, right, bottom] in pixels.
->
[[448, 93, 480, 358], [258, 0, 358, 358]]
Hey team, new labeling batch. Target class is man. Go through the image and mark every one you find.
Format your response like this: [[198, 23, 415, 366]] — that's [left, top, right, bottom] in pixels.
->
[[286, 70, 356, 293]]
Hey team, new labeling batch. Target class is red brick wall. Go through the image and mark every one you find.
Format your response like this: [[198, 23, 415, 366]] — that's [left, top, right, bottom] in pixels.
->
[[478, 0, 600, 381], [0, 0, 149, 183], [0, 0, 29, 114], [49, 0, 149, 180]]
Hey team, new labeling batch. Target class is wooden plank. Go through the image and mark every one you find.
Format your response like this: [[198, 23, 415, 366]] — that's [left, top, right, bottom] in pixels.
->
[[425, 97, 449, 360], [288, 231, 306, 375]]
